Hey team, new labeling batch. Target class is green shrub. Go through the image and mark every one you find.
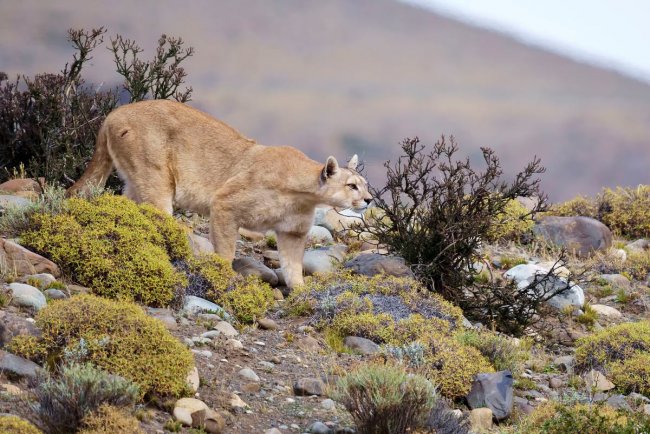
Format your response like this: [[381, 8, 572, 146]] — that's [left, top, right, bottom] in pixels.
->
[[575, 303, 599, 329], [221, 276, 274, 323], [549, 195, 598, 218], [455, 329, 531, 376], [79, 404, 144, 434], [331, 362, 437, 434], [609, 352, 650, 396], [514, 401, 650, 434], [598, 185, 650, 238], [20, 194, 190, 306], [11, 294, 194, 398], [34, 363, 139, 434], [488, 199, 535, 242], [0, 415, 41, 434], [575, 321, 650, 372]]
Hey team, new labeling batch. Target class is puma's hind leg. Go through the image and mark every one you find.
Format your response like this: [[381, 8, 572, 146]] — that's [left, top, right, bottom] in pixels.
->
[[276, 231, 307, 288]]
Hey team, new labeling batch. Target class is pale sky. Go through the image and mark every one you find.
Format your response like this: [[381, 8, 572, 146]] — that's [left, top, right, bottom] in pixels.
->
[[403, 0, 650, 82]]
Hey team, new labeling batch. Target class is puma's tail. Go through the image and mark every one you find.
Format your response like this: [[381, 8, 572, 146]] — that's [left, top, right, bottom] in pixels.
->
[[66, 123, 113, 197]]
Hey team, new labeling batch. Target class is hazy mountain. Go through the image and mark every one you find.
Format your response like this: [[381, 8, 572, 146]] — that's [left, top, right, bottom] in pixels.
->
[[2, 0, 649, 200]]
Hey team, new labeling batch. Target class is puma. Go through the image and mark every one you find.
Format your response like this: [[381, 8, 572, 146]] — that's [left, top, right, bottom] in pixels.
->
[[67, 100, 372, 288]]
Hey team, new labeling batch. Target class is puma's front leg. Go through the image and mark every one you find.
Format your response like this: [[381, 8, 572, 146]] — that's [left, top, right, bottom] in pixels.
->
[[209, 208, 239, 263], [276, 231, 308, 288]]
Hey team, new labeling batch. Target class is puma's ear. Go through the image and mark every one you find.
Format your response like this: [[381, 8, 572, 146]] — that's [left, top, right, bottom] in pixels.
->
[[321, 156, 339, 181], [347, 154, 358, 170]]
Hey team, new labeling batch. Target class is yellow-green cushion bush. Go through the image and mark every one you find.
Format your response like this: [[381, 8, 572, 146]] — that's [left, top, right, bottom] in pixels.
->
[[575, 321, 650, 372], [0, 415, 42, 434]]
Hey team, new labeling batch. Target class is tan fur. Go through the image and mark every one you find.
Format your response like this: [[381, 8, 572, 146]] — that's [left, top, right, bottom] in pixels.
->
[[68, 100, 372, 287]]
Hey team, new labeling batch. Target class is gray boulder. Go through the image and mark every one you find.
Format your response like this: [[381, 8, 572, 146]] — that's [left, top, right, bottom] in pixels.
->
[[233, 257, 279, 286], [343, 336, 379, 354], [533, 216, 612, 257], [182, 296, 232, 320], [343, 253, 413, 278], [303, 245, 347, 275], [0, 350, 41, 379], [0, 310, 41, 346], [9, 282, 47, 310], [466, 370, 514, 421], [504, 263, 584, 309], [0, 195, 31, 212], [308, 225, 334, 244]]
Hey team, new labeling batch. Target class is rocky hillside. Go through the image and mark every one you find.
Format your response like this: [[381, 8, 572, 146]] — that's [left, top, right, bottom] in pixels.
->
[[2, 0, 650, 200], [1, 177, 650, 433]]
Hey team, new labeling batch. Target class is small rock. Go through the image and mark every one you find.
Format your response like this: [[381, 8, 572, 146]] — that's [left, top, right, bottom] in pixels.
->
[[0, 310, 41, 346], [147, 307, 177, 330], [296, 336, 321, 352], [229, 393, 249, 410], [584, 369, 615, 392], [183, 296, 231, 319], [469, 408, 493, 433], [242, 382, 261, 393], [504, 264, 584, 309], [233, 257, 279, 286], [191, 349, 213, 358], [258, 317, 279, 330], [201, 330, 221, 339], [600, 273, 631, 289], [302, 245, 348, 275], [259, 361, 275, 370], [321, 399, 336, 410], [214, 321, 239, 338], [0, 178, 41, 193], [644, 404, 650, 416], [343, 336, 379, 354], [188, 233, 214, 255], [590, 304, 623, 319], [254, 340, 266, 346], [1, 383, 23, 395], [43, 288, 67, 300], [308, 225, 334, 244], [191, 408, 225, 433], [239, 367, 260, 382], [533, 216, 612, 257], [272, 288, 284, 300], [626, 239, 650, 253], [265, 429, 283, 434], [553, 355, 575, 373], [0, 195, 31, 211], [173, 397, 209, 426], [21, 273, 56, 288], [9, 282, 47, 311], [343, 253, 413, 278], [294, 378, 326, 396], [227, 339, 244, 350], [186, 366, 200, 392], [549, 377, 564, 389], [308, 421, 332, 434]]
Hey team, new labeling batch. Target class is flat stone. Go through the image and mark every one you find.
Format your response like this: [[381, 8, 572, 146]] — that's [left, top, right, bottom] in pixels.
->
[[238, 367, 260, 382], [265, 429, 283, 434], [606, 394, 632, 411], [549, 377, 564, 389], [229, 393, 249, 410], [600, 274, 631, 290], [257, 317, 279, 330], [343, 253, 413, 278], [214, 321, 239, 337], [590, 304, 623, 319], [626, 239, 650, 253], [9, 282, 46, 310], [343, 336, 379, 354], [0, 238, 61, 277], [0, 350, 41, 379], [584, 369, 615, 392], [227, 339, 244, 350], [294, 377, 326, 396], [321, 398, 336, 410], [182, 296, 231, 320], [233, 257, 278, 286], [191, 408, 225, 433], [1, 383, 23, 396], [469, 408, 493, 433], [553, 355, 575, 373], [308, 421, 332, 434]]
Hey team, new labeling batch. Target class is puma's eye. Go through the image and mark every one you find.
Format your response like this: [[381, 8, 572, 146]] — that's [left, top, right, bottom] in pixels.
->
[[347, 184, 358, 190]]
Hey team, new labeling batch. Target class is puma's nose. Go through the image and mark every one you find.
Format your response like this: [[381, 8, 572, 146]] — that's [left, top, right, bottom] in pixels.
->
[[364, 198, 372, 205]]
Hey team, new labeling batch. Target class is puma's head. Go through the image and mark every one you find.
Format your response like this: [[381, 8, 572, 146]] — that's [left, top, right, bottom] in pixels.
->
[[319, 154, 372, 212]]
